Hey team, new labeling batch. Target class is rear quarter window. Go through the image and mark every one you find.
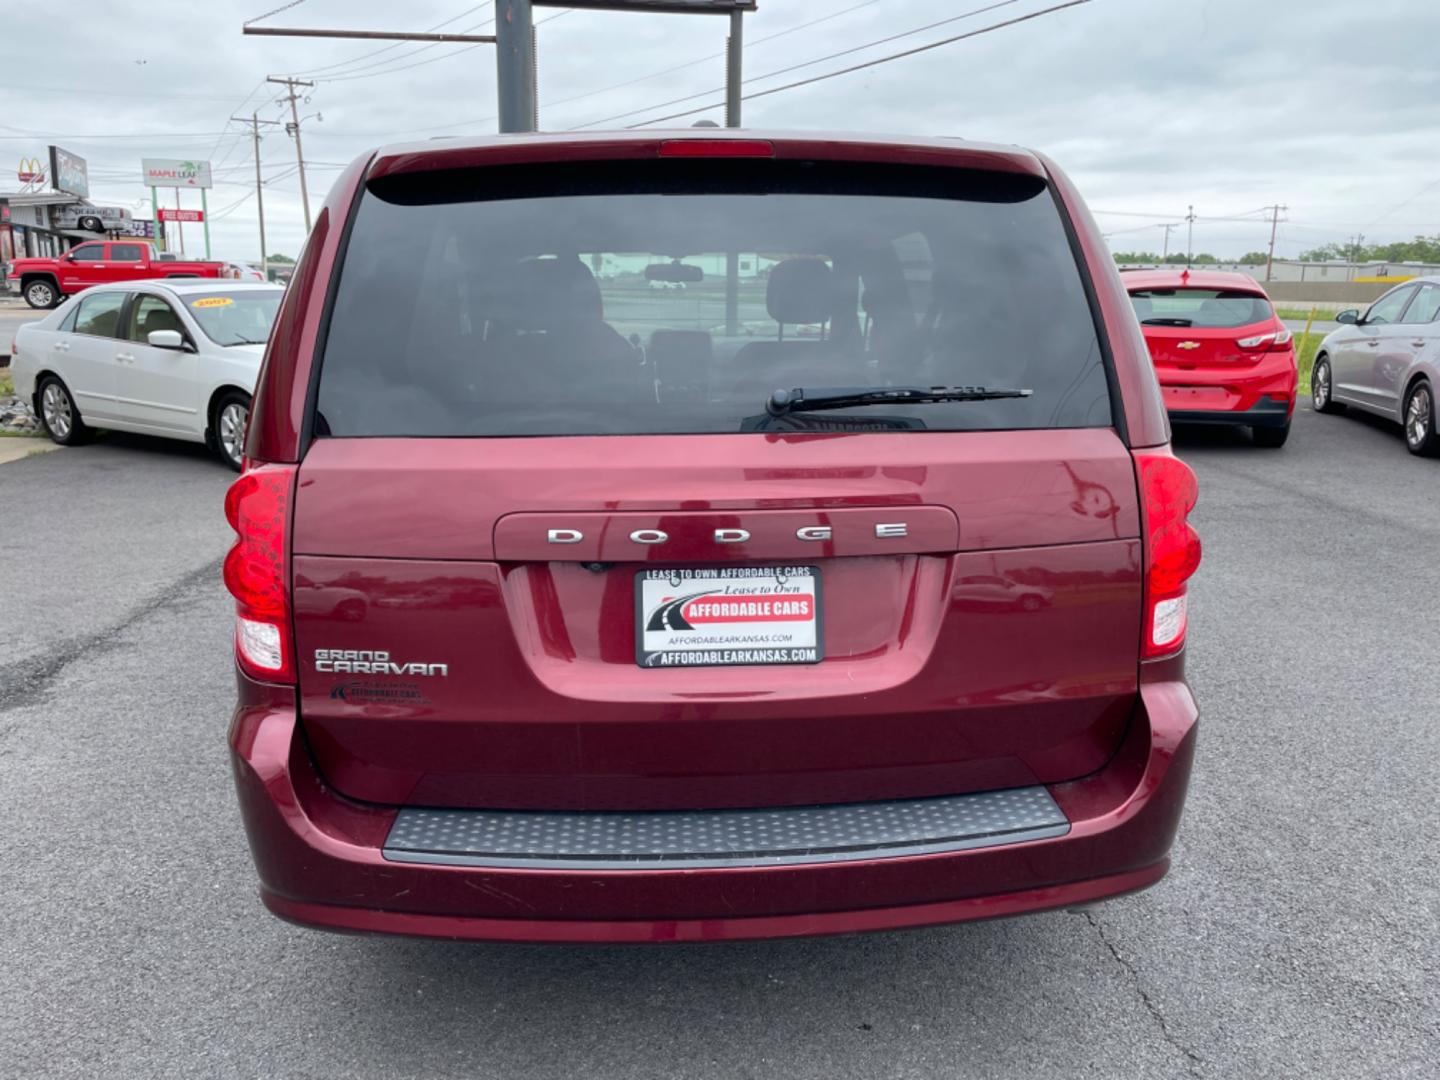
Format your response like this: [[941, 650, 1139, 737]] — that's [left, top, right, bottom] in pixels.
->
[[71, 291, 126, 338], [315, 161, 1113, 437]]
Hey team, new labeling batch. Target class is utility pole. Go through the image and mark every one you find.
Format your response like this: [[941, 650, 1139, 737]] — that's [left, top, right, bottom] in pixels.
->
[[233, 113, 283, 279], [725, 7, 744, 127], [1161, 222, 1177, 261], [1185, 205, 1196, 268], [267, 76, 315, 233], [246, 4, 752, 139], [496, 0, 537, 133], [1263, 203, 1288, 282]]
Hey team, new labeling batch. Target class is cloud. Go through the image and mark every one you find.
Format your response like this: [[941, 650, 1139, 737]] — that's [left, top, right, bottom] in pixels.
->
[[5, 0, 1438, 260]]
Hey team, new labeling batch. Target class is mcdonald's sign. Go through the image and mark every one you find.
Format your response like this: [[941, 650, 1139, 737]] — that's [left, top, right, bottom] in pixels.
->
[[17, 157, 45, 184]]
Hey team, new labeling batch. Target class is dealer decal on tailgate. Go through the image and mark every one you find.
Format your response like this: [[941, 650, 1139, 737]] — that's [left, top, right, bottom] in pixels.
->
[[636, 567, 823, 668]]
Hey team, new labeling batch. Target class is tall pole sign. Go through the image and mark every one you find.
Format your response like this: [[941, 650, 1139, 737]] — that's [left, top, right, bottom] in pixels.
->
[[48, 146, 89, 198], [142, 159, 214, 258]]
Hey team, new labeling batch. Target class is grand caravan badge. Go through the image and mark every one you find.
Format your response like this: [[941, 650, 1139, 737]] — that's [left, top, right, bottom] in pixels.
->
[[636, 567, 823, 668], [313, 649, 448, 676]]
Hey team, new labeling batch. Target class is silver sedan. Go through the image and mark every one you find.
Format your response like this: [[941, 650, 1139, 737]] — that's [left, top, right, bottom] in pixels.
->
[[1312, 276, 1440, 456]]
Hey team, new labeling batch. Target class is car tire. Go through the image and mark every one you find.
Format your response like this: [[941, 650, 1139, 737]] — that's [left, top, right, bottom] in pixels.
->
[[23, 278, 58, 309], [212, 389, 252, 472], [1252, 421, 1290, 449], [1403, 379, 1440, 458], [36, 375, 92, 446], [1311, 355, 1342, 413]]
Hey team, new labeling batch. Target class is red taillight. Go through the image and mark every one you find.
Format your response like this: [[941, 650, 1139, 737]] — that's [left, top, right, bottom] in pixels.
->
[[1135, 448, 1202, 660], [658, 139, 775, 158], [1236, 327, 1293, 350], [223, 462, 296, 682]]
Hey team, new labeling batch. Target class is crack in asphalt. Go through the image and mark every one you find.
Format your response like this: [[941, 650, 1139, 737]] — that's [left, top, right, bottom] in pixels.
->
[[0, 557, 224, 721], [1083, 909, 1206, 1078]]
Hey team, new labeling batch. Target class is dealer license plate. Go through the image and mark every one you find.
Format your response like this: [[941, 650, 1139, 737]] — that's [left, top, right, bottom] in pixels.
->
[[636, 566, 823, 668]]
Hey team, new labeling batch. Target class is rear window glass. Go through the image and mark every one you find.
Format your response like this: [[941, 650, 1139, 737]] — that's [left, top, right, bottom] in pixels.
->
[[316, 162, 1111, 436], [1129, 288, 1272, 329]]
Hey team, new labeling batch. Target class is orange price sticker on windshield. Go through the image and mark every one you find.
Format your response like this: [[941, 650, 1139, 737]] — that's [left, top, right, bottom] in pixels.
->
[[191, 297, 234, 309]]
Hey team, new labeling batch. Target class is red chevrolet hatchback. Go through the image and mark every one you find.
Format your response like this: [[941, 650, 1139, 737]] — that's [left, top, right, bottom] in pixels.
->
[[1125, 269, 1297, 447], [226, 131, 1201, 943]]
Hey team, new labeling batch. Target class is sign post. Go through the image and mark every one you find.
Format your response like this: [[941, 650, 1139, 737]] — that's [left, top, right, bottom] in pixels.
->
[[143, 159, 212, 256], [151, 187, 162, 251], [201, 189, 210, 258]]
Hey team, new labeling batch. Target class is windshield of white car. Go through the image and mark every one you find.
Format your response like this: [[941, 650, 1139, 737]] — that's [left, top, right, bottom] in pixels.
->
[[180, 289, 284, 347]]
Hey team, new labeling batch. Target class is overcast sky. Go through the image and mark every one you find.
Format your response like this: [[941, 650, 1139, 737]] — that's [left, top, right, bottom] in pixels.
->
[[5, 0, 1438, 263]]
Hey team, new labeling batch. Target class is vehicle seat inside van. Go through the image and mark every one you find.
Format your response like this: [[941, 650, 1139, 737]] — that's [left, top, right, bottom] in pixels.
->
[[492, 255, 641, 403], [729, 257, 865, 396]]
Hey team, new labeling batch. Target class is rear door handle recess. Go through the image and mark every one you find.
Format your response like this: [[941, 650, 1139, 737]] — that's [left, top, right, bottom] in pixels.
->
[[115, 352, 136, 364]]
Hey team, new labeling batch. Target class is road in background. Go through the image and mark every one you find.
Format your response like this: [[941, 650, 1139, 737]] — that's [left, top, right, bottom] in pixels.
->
[[1, 297, 40, 359], [1283, 316, 1340, 335], [1, 412, 1435, 1079]]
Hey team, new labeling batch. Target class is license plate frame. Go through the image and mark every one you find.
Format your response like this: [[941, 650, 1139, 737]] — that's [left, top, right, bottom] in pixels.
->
[[635, 566, 823, 669]]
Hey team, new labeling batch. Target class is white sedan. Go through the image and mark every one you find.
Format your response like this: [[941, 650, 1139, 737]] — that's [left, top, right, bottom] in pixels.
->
[[9, 280, 283, 469]]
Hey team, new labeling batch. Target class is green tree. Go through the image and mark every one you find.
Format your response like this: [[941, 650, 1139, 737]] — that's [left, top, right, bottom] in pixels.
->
[[1237, 251, 1269, 265], [1299, 234, 1440, 264]]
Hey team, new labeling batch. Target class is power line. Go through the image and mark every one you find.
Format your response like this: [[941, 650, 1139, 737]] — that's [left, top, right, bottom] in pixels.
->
[[288, 4, 488, 77], [244, 0, 307, 27], [314, 10, 569, 84], [314, 21, 495, 83], [572, 0, 1027, 130], [543, 0, 882, 124], [628, 0, 1091, 129], [0, 127, 232, 140], [1363, 177, 1440, 230]]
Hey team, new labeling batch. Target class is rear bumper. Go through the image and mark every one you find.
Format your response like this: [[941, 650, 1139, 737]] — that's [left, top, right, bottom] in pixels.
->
[[1168, 397, 1292, 429], [229, 665, 1198, 943], [1159, 349, 1297, 423]]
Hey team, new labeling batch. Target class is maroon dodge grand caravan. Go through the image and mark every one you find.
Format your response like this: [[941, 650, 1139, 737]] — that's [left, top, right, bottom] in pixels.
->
[[226, 132, 1201, 943]]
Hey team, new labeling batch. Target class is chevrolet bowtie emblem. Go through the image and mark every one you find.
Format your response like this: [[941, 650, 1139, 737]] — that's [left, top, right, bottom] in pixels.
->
[[1176, 341, 1201, 350]]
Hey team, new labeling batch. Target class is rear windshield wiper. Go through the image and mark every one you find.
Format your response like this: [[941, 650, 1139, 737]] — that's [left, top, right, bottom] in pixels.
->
[[766, 385, 1032, 416]]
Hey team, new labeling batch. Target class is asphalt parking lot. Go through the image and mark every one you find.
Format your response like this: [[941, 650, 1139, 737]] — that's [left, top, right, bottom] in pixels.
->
[[1, 408, 1435, 1079]]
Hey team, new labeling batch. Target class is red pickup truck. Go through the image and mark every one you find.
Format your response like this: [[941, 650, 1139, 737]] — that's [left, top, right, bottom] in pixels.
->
[[5, 240, 224, 309]]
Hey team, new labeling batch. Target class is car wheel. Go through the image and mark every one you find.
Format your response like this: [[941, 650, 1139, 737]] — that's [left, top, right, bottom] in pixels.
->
[[213, 390, 251, 471], [1311, 356, 1341, 413], [1019, 594, 1043, 612], [23, 278, 57, 309], [37, 375, 92, 446], [1253, 421, 1290, 449], [1403, 380, 1439, 458]]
